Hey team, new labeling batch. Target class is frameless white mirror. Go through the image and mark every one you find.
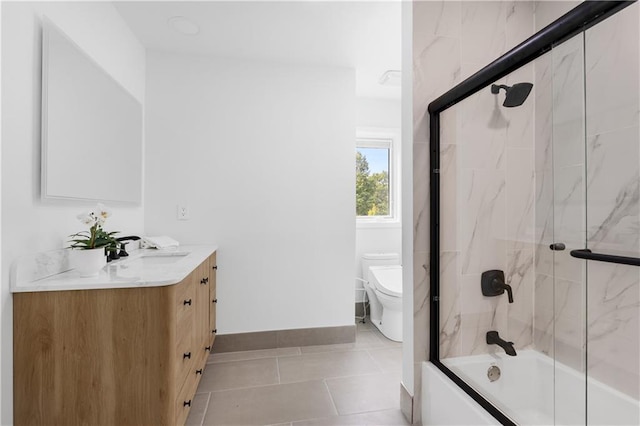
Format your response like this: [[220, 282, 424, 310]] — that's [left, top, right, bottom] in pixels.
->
[[41, 18, 143, 204]]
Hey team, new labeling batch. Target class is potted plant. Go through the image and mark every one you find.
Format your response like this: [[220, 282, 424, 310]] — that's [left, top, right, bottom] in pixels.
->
[[68, 203, 119, 276]]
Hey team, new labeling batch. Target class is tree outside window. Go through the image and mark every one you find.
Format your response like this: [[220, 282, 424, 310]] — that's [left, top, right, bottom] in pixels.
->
[[356, 145, 390, 217]]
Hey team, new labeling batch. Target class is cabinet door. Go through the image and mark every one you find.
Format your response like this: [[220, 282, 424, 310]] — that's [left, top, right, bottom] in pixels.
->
[[175, 274, 196, 391], [195, 258, 211, 361], [209, 252, 217, 346]]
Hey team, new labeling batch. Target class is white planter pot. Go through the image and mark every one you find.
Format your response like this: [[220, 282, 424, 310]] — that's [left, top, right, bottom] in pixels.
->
[[72, 248, 106, 277]]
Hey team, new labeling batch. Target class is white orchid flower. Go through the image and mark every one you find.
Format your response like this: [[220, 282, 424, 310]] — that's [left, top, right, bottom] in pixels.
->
[[76, 212, 94, 226], [96, 203, 111, 220]]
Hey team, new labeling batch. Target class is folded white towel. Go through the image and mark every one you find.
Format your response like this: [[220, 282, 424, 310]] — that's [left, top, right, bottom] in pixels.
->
[[142, 236, 180, 249]]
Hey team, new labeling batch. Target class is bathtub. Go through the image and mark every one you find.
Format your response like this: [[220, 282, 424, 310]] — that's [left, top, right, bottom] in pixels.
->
[[422, 350, 639, 425]]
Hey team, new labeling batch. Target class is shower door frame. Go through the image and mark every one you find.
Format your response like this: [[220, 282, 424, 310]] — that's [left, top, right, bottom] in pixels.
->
[[427, 2, 636, 425]]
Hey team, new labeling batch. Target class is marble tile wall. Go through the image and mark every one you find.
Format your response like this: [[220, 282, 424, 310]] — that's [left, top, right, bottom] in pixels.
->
[[533, 0, 640, 402], [431, 3, 536, 362], [584, 3, 640, 401], [413, 2, 535, 421], [414, 1, 640, 422]]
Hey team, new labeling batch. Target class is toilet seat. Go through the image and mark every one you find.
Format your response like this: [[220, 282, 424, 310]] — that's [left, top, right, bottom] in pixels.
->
[[369, 265, 402, 298]]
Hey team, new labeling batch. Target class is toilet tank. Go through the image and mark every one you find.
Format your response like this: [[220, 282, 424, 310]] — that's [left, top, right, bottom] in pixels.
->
[[361, 253, 400, 280]]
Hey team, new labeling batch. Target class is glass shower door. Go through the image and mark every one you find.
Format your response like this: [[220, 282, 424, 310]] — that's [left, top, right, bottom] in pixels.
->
[[582, 4, 640, 425], [549, 3, 640, 424], [548, 30, 588, 426]]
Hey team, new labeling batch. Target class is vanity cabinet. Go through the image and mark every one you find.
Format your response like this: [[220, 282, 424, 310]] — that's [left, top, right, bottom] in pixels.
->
[[13, 251, 217, 426]]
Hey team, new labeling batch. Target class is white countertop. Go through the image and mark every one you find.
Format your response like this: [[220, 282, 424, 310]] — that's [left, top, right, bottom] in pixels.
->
[[11, 245, 218, 293]]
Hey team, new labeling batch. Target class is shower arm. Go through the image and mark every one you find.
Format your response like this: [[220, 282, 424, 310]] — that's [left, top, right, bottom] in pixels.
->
[[490, 84, 510, 94]]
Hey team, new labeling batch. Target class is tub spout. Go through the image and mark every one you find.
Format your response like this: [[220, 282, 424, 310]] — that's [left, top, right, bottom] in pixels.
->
[[486, 331, 517, 356]]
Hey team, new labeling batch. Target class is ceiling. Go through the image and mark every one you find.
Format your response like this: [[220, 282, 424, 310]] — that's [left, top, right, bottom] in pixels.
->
[[114, 1, 402, 100]]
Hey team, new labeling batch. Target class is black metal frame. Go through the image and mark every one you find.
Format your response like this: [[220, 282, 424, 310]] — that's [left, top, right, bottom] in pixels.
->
[[427, 2, 636, 425]]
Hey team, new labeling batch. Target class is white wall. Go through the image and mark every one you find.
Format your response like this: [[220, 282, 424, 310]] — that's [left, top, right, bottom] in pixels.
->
[[145, 51, 355, 334], [356, 98, 402, 129], [1, 3, 146, 422]]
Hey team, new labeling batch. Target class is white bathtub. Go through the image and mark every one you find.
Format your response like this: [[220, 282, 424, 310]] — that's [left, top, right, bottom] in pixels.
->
[[422, 350, 639, 425]]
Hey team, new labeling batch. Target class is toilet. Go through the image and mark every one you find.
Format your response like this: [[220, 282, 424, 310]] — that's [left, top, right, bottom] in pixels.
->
[[361, 253, 403, 342]]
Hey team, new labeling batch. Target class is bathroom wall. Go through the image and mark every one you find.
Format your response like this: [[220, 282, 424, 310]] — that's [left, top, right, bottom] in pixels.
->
[[144, 51, 355, 334], [0, 2, 146, 422]]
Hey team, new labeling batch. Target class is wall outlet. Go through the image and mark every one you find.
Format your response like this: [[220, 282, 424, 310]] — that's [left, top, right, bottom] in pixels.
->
[[177, 204, 190, 221]]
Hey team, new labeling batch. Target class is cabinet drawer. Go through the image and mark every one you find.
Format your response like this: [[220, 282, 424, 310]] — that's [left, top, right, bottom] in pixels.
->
[[175, 331, 194, 391], [176, 370, 197, 426], [176, 279, 196, 323]]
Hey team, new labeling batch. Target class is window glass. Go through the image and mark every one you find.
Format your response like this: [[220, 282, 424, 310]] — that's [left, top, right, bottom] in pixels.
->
[[356, 145, 390, 217]]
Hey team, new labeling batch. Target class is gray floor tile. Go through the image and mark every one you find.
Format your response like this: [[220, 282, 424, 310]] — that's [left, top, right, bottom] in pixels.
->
[[199, 357, 279, 392], [208, 347, 301, 364], [354, 330, 388, 348], [366, 347, 403, 373], [292, 408, 409, 425], [185, 392, 210, 426], [325, 372, 401, 416], [278, 350, 380, 383], [300, 343, 357, 354], [203, 380, 337, 425], [356, 320, 375, 332]]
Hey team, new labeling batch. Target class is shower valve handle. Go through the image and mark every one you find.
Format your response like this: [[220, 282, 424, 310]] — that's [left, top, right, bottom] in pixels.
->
[[500, 281, 514, 304], [481, 270, 514, 303]]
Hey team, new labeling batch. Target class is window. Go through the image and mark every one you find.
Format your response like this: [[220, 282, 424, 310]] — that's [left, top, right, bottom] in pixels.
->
[[356, 129, 400, 224]]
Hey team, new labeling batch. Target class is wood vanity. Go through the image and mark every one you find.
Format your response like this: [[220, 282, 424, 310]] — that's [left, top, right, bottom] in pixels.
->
[[13, 248, 217, 426]]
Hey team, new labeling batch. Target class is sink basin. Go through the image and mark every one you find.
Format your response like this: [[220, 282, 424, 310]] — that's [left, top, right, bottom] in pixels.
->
[[140, 251, 190, 258], [135, 256, 185, 265], [120, 251, 190, 267]]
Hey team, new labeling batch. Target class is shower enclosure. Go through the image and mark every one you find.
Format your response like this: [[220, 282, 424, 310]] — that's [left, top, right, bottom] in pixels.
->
[[428, 2, 640, 424]]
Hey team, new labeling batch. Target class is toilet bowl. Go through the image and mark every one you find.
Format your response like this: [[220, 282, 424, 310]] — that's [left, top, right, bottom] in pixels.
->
[[361, 253, 403, 342]]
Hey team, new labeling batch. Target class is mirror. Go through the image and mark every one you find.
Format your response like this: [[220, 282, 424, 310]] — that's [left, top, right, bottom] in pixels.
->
[[41, 18, 143, 204]]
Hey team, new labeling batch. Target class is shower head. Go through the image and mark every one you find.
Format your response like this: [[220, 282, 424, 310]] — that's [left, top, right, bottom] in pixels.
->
[[491, 83, 533, 107]]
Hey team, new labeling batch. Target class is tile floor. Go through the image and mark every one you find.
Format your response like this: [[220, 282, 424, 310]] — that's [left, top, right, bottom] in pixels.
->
[[186, 319, 410, 426]]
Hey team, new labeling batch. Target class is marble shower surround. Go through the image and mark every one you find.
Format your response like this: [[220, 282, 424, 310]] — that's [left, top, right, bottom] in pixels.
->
[[414, 1, 640, 421], [412, 1, 537, 421], [534, 2, 640, 400], [423, 3, 537, 361]]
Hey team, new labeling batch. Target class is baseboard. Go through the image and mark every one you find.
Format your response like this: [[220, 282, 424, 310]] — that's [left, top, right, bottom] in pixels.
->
[[400, 381, 414, 424], [212, 325, 356, 353]]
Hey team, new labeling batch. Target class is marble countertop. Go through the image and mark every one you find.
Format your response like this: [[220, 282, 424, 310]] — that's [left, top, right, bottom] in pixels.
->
[[11, 245, 218, 293]]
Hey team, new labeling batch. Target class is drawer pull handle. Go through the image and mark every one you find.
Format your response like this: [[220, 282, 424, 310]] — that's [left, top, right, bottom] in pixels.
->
[[204, 277, 209, 284], [205, 346, 211, 351], [212, 329, 217, 334], [212, 265, 218, 270], [183, 352, 191, 359], [183, 400, 191, 407], [184, 299, 192, 306], [213, 298, 218, 303], [200, 278, 207, 285], [196, 369, 203, 375]]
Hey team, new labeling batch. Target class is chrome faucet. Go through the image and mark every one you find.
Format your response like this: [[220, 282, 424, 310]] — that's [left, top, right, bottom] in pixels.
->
[[486, 331, 517, 356]]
